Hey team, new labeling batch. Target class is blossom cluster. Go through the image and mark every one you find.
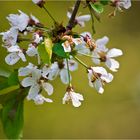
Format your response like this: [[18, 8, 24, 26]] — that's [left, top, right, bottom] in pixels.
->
[[0, 0, 131, 107]]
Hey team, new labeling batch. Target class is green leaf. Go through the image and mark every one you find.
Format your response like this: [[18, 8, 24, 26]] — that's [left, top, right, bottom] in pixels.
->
[[0, 80, 9, 90], [0, 85, 20, 96], [38, 43, 51, 64], [100, 0, 110, 5], [90, 3, 104, 14], [0, 70, 20, 94], [52, 43, 69, 58], [8, 70, 19, 86], [0, 67, 11, 78], [0, 89, 26, 139]]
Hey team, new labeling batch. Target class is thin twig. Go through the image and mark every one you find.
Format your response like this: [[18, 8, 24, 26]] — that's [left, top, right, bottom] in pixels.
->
[[66, 0, 81, 30]]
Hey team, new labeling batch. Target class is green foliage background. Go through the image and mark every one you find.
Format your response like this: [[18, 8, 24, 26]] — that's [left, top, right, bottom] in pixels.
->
[[0, 1, 140, 139]]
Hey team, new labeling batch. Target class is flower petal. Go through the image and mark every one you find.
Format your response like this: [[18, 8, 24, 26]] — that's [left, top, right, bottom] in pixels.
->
[[18, 63, 34, 76], [71, 92, 84, 107], [21, 77, 34, 87], [101, 73, 114, 83], [33, 95, 53, 105], [94, 79, 104, 94], [76, 15, 91, 22], [92, 66, 107, 75], [68, 59, 78, 71], [62, 41, 71, 52], [107, 48, 123, 58], [106, 58, 120, 72], [7, 45, 20, 52], [42, 82, 53, 96], [118, 0, 131, 9], [27, 83, 40, 100], [18, 52, 26, 62], [5, 52, 20, 65], [96, 36, 109, 52], [26, 45, 38, 56], [44, 98, 53, 103], [72, 92, 84, 101], [75, 43, 90, 54]]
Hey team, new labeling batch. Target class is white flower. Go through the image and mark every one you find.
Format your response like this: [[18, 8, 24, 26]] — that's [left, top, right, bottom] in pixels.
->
[[0, 27, 18, 48], [63, 87, 84, 107], [34, 94, 53, 105], [88, 67, 113, 94], [26, 44, 38, 57], [19, 63, 53, 104], [75, 32, 92, 55], [92, 36, 123, 72], [5, 45, 26, 65], [117, 0, 131, 9], [33, 32, 43, 44], [67, 11, 91, 27], [7, 10, 29, 32], [26, 44, 41, 64], [42, 62, 60, 80], [62, 35, 83, 52], [95, 36, 109, 52], [79, 32, 97, 52], [42, 59, 78, 84], [18, 63, 37, 76]]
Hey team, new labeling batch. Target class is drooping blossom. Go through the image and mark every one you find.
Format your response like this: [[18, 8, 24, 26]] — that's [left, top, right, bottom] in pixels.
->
[[88, 66, 113, 94], [63, 86, 84, 107]]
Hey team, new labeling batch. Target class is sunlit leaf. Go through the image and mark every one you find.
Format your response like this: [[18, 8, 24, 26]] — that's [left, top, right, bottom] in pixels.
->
[[0, 70, 20, 95], [44, 38, 53, 61], [38, 43, 51, 64], [0, 67, 11, 78], [0, 85, 20, 96]]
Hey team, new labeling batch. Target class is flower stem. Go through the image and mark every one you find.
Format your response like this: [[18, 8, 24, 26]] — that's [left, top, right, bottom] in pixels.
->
[[66, 58, 71, 86], [78, 52, 98, 58], [43, 5, 57, 23], [73, 56, 88, 69], [32, 26, 50, 32]]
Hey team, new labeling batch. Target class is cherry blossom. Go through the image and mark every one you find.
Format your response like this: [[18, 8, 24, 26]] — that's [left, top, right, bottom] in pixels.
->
[[88, 67, 113, 94], [63, 86, 84, 107]]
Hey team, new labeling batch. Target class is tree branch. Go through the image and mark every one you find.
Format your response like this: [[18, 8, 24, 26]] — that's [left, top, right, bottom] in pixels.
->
[[66, 0, 81, 30]]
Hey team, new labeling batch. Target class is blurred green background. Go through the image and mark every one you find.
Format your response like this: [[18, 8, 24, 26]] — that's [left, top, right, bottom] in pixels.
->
[[0, 1, 140, 139]]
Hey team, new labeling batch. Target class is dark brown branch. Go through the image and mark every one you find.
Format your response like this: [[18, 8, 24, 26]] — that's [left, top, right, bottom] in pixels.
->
[[66, 0, 81, 30]]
